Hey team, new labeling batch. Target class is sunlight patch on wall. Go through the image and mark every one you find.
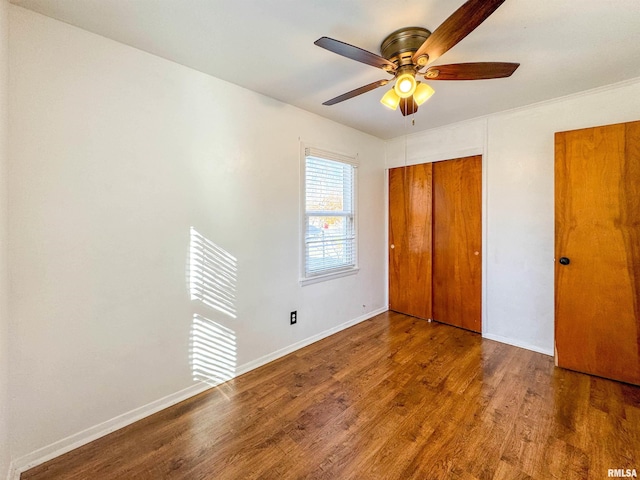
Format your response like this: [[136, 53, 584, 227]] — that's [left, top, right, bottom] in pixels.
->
[[189, 226, 237, 318], [190, 314, 237, 386]]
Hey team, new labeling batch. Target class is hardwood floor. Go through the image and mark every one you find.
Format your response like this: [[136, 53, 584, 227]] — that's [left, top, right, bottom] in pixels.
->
[[23, 311, 640, 479]]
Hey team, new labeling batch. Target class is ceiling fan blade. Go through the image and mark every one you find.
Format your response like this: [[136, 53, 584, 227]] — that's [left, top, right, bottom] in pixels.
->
[[413, 0, 506, 65], [323, 79, 390, 106], [400, 97, 418, 116], [424, 62, 519, 80], [315, 37, 397, 71]]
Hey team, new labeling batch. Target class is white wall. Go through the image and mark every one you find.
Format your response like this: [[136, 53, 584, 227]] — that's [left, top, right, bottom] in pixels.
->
[[8, 5, 386, 468], [0, 0, 10, 478], [386, 77, 640, 355]]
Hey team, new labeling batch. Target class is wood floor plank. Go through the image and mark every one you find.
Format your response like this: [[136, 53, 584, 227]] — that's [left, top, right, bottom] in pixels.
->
[[22, 311, 640, 480]]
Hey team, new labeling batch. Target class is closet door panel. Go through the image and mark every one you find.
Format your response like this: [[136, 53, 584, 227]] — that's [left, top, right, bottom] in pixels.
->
[[432, 156, 482, 332], [388, 164, 433, 319]]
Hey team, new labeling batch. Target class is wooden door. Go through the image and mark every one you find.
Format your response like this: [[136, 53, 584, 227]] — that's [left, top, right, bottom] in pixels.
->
[[388, 164, 433, 320], [555, 121, 640, 385], [432, 156, 482, 332]]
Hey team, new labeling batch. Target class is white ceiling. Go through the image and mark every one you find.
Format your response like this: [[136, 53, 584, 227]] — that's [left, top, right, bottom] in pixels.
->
[[11, 0, 640, 139]]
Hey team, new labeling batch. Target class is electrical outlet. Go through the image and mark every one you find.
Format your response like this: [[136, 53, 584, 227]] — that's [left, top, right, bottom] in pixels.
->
[[290, 311, 297, 325]]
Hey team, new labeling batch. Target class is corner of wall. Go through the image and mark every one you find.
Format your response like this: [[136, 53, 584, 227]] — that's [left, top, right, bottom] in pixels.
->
[[0, 0, 11, 476]]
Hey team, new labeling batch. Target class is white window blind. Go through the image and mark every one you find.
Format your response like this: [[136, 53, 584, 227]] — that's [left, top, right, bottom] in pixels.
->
[[303, 148, 357, 278]]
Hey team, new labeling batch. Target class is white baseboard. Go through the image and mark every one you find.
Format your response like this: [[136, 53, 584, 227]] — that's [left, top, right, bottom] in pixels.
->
[[482, 332, 554, 357], [8, 381, 212, 480], [236, 306, 388, 375], [9, 306, 388, 479]]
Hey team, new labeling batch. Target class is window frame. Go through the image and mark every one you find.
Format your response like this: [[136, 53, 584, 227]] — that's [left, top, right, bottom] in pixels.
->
[[300, 144, 359, 286]]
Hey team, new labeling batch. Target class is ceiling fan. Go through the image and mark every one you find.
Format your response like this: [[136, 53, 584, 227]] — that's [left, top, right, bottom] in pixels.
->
[[314, 0, 519, 116]]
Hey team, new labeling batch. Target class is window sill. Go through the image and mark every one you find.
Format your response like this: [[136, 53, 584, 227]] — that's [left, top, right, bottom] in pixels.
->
[[299, 267, 359, 286]]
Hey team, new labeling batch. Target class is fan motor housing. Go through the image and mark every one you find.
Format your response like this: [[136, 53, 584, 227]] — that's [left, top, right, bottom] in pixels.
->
[[380, 27, 431, 67]]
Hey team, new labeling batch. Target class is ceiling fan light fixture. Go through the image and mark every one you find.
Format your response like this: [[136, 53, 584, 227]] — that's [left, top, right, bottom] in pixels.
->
[[413, 82, 435, 106], [315, 1, 519, 117], [380, 88, 401, 110], [394, 72, 417, 98]]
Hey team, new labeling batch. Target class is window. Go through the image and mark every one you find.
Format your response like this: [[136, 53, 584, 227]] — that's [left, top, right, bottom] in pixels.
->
[[301, 146, 358, 284]]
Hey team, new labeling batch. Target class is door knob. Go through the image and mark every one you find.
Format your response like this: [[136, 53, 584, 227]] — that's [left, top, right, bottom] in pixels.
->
[[559, 257, 570, 265]]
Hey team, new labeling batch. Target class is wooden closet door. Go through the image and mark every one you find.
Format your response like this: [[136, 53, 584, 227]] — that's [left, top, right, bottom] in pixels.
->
[[432, 156, 482, 332], [388, 164, 433, 320], [555, 121, 640, 385]]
